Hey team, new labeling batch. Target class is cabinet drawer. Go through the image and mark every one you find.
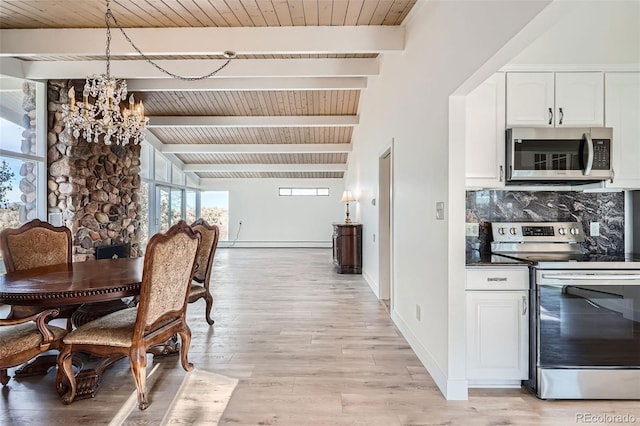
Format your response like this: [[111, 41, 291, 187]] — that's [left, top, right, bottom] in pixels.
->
[[466, 268, 529, 290]]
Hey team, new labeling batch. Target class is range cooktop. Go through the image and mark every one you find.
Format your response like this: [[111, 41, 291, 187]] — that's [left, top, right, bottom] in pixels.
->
[[490, 221, 640, 270]]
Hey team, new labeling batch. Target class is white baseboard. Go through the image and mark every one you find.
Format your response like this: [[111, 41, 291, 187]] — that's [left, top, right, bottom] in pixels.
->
[[391, 311, 469, 400], [218, 241, 332, 248], [468, 379, 522, 388], [391, 312, 448, 398], [362, 271, 379, 299]]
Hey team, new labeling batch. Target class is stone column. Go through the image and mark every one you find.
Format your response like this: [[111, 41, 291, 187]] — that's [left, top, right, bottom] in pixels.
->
[[47, 80, 142, 261]]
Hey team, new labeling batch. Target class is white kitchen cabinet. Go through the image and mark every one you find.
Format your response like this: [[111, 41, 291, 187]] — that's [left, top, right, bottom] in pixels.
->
[[604, 72, 640, 189], [506, 72, 554, 127], [465, 73, 506, 188], [466, 268, 529, 385], [506, 72, 604, 128]]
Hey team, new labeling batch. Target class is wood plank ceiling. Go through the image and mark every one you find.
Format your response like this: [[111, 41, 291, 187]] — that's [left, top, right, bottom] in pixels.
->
[[0, 0, 417, 180]]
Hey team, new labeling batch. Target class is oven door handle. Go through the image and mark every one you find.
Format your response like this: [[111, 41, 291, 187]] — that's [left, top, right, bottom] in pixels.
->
[[541, 273, 640, 281]]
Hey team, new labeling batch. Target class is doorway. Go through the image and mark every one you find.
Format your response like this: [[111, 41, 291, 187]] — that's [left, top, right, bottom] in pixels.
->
[[379, 146, 392, 312]]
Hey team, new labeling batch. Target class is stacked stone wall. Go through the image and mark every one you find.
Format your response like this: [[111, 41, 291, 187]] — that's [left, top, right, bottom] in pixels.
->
[[47, 80, 142, 261], [18, 82, 38, 223]]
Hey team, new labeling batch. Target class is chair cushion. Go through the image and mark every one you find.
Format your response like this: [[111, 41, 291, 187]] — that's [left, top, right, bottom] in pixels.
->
[[0, 323, 66, 359], [189, 283, 207, 298], [63, 307, 138, 348]]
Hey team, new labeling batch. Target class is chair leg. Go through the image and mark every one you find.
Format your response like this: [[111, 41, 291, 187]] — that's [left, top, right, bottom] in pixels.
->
[[130, 348, 149, 410], [204, 292, 214, 325], [177, 325, 194, 372], [56, 346, 76, 404], [0, 369, 9, 386]]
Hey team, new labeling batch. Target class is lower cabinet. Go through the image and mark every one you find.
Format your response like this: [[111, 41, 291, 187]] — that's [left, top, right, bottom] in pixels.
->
[[466, 268, 529, 386], [332, 224, 362, 274]]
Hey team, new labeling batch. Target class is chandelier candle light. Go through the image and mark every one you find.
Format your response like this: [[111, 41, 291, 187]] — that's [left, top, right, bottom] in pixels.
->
[[341, 190, 356, 224], [63, 0, 234, 146], [63, 2, 148, 146]]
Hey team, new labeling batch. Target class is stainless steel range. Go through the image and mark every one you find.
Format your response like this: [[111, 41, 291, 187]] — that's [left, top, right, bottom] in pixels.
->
[[491, 222, 640, 399]]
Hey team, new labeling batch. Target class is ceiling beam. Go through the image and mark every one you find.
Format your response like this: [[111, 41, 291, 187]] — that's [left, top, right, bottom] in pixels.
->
[[127, 77, 367, 92], [160, 143, 352, 154], [21, 58, 379, 80], [148, 115, 358, 128], [0, 57, 25, 79], [183, 163, 347, 173], [0, 26, 403, 56]]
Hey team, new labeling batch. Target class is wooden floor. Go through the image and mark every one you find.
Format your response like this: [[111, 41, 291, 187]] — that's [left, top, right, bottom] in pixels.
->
[[2, 248, 640, 425]]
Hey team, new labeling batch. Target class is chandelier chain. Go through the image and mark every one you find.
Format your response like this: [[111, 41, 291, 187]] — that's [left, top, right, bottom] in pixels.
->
[[106, 3, 232, 81], [105, 1, 112, 77]]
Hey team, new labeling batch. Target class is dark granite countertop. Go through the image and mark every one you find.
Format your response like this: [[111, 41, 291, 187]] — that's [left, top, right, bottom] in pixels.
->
[[466, 251, 531, 267]]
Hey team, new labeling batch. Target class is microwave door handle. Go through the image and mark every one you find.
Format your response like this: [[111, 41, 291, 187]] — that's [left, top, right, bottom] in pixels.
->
[[583, 133, 594, 176]]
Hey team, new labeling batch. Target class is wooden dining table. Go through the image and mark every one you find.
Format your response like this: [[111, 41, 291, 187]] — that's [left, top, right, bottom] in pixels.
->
[[0, 257, 144, 307], [0, 257, 145, 399]]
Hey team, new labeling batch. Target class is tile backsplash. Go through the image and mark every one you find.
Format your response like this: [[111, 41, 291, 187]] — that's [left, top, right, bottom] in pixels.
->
[[466, 190, 625, 255]]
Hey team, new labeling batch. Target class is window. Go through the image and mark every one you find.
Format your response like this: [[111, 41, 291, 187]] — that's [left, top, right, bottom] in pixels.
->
[[155, 152, 169, 182], [201, 191, 229, 241], [279, 187, 329, 196], [172, 164, 184, 186], [170, 188, 183, 225], [0, 78, 45, 273], [185, 190, 197, 224]]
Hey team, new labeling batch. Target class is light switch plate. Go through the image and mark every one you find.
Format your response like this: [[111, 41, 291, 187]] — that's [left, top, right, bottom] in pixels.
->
[[436, 202, 445, 220], [590, 222, 600, 237], [465, 222, 479, 237]]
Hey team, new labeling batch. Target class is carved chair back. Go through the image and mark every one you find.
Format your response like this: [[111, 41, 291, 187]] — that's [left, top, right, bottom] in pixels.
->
[[0, 219, 72, 273], [190, 219, 220, 286], [134, 221, 200, 337]]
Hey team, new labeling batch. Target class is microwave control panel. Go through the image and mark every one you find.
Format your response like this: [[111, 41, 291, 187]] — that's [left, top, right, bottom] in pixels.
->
[[592, 139, 611, 170]]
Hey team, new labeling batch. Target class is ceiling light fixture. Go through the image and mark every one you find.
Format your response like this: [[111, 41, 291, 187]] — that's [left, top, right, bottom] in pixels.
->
[[63, 0, 235, 146]]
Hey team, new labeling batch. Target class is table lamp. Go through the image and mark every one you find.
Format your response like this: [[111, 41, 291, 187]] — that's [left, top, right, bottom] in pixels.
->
[[340, 190, 356, 224]]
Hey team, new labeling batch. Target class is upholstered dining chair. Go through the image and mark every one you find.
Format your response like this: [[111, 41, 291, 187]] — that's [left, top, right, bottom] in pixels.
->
[[0, 308, 67, 386], [56, 221, 201, 410], [0, 219, 76, 329], [189, 218, 220, 325]]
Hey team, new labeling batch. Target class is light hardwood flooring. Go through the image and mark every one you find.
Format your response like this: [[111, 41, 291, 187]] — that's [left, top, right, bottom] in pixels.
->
[[2, 248, 640, 425]]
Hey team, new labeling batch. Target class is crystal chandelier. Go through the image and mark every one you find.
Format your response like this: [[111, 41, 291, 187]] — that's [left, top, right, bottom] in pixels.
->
[[63, 1, 147, 146]]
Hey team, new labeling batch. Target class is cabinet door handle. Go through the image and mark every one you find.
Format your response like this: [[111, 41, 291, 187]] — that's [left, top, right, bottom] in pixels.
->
[[548, 107, 553, 125], [610, 169, 615, 184], [558, 107, 564, 125], [522, 296, 528, 316], [499, 165, 504, 182]]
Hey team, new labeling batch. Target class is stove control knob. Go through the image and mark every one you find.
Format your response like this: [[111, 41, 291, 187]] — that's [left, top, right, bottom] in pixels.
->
[[509, 227, 517, 235], [570, 227, 580, 235], [558, 227, 567, 235], [498, 227, 506, 235]]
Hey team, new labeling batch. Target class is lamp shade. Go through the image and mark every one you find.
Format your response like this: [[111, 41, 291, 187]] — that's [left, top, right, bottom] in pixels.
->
[[340, 190, 356, 203]]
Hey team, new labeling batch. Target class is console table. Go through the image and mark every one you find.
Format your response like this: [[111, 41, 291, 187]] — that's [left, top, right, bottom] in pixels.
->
[[332, 223, 362, 274]]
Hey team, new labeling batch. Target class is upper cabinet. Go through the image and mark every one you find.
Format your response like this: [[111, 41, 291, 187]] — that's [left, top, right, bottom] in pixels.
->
[[604, 73, 640, 189], [465, 73, 506, 188], [506, 72, 604, 128]]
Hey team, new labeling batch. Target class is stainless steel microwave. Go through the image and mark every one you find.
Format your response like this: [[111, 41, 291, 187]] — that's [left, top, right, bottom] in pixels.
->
[[506, 127, 613, 183]]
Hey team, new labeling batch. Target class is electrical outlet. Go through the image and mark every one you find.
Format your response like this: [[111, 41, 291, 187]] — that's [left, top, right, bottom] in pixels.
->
[[465, 222, 479, 237], [590, 222, 600, 237], [436, 202, 445, 220], [415, 304, 421, 321]]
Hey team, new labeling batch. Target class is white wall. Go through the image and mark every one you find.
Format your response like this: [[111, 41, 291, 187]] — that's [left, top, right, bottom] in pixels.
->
[[345, 0, 554, 399], [201, 178, 345, 247], [510, 0, 640, 66]]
